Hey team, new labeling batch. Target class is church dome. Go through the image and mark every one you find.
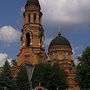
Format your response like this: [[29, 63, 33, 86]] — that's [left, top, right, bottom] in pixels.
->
[[49, 32, 71, 49], [25, 0, 40, 8]]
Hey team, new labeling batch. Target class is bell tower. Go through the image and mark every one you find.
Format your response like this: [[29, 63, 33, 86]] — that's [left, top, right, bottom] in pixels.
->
[[18, 0, 46, 66]]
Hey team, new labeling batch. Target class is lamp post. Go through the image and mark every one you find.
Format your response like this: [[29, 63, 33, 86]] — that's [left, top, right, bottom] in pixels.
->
[[25, 63, 34, 90]]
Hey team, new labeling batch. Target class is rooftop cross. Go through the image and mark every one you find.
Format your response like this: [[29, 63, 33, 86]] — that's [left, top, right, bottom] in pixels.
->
[[58, 25, 61, 36]]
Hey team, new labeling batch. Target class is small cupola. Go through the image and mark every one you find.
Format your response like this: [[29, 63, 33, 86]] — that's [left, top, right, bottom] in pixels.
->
[[48, 32, 71, 50], [25, 0, 41, 8]]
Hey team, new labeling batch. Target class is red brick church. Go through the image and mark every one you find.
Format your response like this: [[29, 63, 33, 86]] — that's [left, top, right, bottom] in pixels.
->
[[14, 0, 80, 90]]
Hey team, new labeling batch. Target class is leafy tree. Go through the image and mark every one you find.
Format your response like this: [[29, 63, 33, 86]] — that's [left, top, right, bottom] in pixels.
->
[[0, 60, 14, 90], [32, 62, 67, 90], [15, 66, 29, 90], [77, 47, 90, 89], [15, 62, 67, 90], [71, 60, 77, 72]]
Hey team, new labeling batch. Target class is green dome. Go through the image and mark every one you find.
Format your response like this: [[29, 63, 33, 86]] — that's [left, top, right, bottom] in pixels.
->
[[25, 0, 40, 8], [49, 32, 71, 49]]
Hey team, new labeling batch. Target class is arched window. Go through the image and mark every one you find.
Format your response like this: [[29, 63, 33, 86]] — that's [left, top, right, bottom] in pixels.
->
[[28, 14, 30, 23], [34, 14, 36, 22], [25, 55, 30, 64], [53, 52, 58, 60], [26, 33, 30, 47], [63, 52, 68, 59]]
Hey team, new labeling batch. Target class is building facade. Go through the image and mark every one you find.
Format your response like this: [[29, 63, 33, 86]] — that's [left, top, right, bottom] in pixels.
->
[[48, 32, 80, 90], [18, 0, 46, 66], [17, 0, 80, 90]]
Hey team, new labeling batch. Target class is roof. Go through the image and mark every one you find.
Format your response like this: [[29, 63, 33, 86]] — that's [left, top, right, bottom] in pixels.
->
[[49, 32, 71, 49], [25, 0, 40, 8]]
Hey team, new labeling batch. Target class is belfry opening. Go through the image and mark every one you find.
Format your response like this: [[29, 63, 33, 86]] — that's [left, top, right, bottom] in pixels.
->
[[26, 33, 30, 47]]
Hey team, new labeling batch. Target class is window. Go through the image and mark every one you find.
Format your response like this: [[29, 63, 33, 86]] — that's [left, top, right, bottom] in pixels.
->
[[53, 52, 58, 60], [63, 52, 68, 59], [28, 14, 30, 23], [25, 55, 30, 64], [34, 14, 36, 22], [26, 33, 30, 47], [25, 55, 27, 58]]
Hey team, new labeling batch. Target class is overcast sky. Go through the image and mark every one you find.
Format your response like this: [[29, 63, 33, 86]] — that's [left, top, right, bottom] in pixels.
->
[[0, 0, 90, 66]]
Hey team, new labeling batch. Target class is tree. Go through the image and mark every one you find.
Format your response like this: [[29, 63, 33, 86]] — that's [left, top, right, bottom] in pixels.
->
[[77, 47, 90, 89], [0, 60, 14, 90], [15, 66, 29, 90], [32, 62, 67, 90], [11, 59, 17, 66], [15, 62, 67, 90]]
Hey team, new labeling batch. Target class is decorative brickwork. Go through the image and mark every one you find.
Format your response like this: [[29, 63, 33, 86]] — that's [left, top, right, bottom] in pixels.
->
[[48, 34, 80, 90], [16, 0, 80, 90], [17, 0, 46, 66]]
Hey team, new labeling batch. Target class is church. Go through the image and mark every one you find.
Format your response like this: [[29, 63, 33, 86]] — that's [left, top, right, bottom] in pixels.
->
[[17, 0, 80, 90]]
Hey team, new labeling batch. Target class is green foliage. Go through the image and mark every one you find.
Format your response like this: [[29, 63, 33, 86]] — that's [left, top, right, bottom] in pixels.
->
[[71, 61, 77, 72], [77, 47, 90, 89], [0, 60, 14, 90], [32, 63, 67, 90], [9, 62, 67, 90], [11, 59, 17, 66], [15, 67, 29, 90]]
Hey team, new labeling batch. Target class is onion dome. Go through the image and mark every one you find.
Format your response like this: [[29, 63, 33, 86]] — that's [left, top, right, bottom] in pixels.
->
[[49, 32, 71, 50], [25, 0, 40, 8]]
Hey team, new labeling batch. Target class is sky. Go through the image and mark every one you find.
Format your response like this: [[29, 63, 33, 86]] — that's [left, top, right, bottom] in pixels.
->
[[0, 0, 90, 66]]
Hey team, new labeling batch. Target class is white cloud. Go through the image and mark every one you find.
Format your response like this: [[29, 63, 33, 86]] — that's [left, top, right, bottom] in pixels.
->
[[73, 46, 83, 55], [0, 53, 12, 67], [73, 56, 80, 65], [0, 26, 21, 43], [21, 7, 25, 13], [40, 0, 90, 24], [0, 53, 7, 67]]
